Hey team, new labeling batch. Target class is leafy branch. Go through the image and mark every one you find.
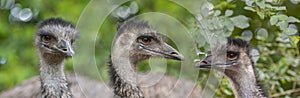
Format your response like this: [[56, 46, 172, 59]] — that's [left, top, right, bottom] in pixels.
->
[[243, 0, 300, 46], [271, 88, 300, 97]]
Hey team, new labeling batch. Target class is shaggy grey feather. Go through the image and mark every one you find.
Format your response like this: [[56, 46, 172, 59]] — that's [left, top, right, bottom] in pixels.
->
[[196, 38, 267, 98], [0, 18, 113, 98], [109, 18, 201, 98]]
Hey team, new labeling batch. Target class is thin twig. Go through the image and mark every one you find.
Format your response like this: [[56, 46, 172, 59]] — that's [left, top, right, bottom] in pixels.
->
[[271, 88, 300, 97]]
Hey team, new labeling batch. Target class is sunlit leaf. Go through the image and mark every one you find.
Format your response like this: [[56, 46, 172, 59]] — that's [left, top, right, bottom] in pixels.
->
[[245, 0, 254, 6], [287, 70, 296, 76], [225, 10, 233, 17], [250, 49, 260, 63], [284, 28, 298, 35], [214, 10, 221, 16], [244, 6, 255, 12], [279, 33, 289, 41], [257, 12, 265, 19], [265, 4, 272, 8], [270, 16, 278, 25], [115, 6, 130, 19], [129, 2, 139, 14], [10, 6, 21, 18], [280, 66, 288, 74], [0, 0, 15, 9], [266, 0, 272, 3], [290, 0, 300, 4], [223, 88, 233, 95], [224, 19, 234, 31], [284, 76, 292, 82], [223, 30, 233, 37], [255, 0, 265, 9], [201, 2, 214, 17], [256, 28, 268, 40], [277, 21, 288, 30], [277, 15, 289, 21], [287, 16, 300, 23], [241, 30, 253, 41], [230, 15, 249, 29], [18, 8, 32, 22], [273, 6, 286, 11]]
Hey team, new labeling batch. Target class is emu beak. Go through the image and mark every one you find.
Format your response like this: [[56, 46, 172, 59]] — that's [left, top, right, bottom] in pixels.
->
[[195, 55, 236, 68], [58, 40, 75, 57], [161, 43, 184, 61], [139, 42, 184, 61], [195, 55, 212, 68]]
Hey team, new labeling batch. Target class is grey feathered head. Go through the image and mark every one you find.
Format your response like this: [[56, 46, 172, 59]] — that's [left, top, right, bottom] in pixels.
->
[[195, 37, 252, 71], [35, 18, 79, 58], [112, 19, 184, 65]]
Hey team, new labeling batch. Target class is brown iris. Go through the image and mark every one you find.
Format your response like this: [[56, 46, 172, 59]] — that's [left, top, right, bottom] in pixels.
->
[[227, 51, 238, 61], [41, 35, 52, 42], [140, 37, 152, 45]]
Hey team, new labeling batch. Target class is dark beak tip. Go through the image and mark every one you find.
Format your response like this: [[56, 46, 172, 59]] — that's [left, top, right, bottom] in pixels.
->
[[178, 56, 185, 61], [180, 58, 184, 61], [194, 63, 202, 68], [65, 52, 75, 57], [172, 54, 184, 61]]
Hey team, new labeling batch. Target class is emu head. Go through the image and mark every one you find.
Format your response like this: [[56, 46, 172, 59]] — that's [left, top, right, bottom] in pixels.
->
[[35, 18, 78, 63], [112, 19, 184, 65], [195, 38, 253, 74]]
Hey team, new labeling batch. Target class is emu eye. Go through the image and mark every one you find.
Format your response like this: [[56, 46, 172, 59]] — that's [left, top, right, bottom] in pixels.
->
[[227, 51, 238, 60], [41, 35, 52, 42], [139, 36, 152, 45]]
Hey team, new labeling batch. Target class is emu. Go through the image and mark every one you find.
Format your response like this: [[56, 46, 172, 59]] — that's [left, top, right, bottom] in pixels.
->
[[0, 18, 112, 98], [109, 19, 201, 98], [195, 38, 267, 98]]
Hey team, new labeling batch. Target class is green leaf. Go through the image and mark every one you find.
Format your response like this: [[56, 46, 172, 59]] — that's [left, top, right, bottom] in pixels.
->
[[225, 10, 233, 17], [214, 10, 221, 16], [273, 6, 286, 11], [287, 70, 297, 76], [287, 16, 300, 23], [284, 76, 291, 82], [257, 12, 265, 19], [256, 28, 268, 40], [276, 21, 288, 30], [244, 6, 255, 12], [224, 19, 234, 31], [279, 33, 289, 40], [270, 16, 278, 25], [284, 28, 298, 35], [280, 78, 286, 84], [256, 0, 265, 9], [223, 88, 233, 95], [277, 15, 289, 21], [265, 4, 272, 8], [230, 15, 249, 29], [280, 66, 288, 74]]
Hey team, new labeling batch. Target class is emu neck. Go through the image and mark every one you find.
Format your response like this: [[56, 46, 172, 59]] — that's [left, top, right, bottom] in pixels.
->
[[39, 53, 72, 98], [109, 58, 144, 98], [225, 65, 265, 98]]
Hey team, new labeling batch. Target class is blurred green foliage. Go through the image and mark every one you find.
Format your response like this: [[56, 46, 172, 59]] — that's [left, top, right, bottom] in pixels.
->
[[0, 0, 299, 98], [0, 0, 90, 92], [194, 0, 300, 98]]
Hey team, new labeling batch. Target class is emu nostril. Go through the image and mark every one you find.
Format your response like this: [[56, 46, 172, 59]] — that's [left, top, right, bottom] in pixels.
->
[[62, 48, 68, 51], [201, 60, 208, 64], [170, 52, 178, 55]]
